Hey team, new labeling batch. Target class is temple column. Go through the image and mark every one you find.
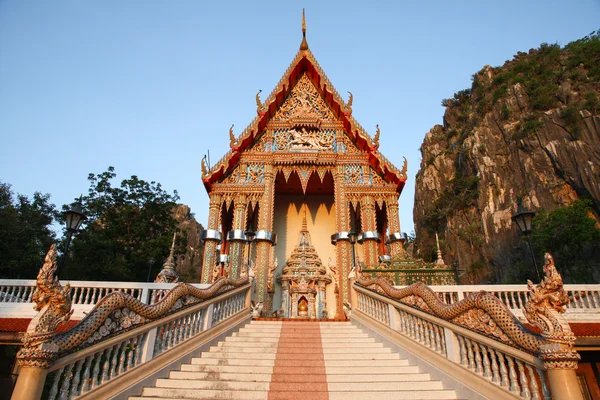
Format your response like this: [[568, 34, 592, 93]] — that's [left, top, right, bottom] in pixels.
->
[[386, 195, 404, 258], [359, 195, 379, 268], [333, 165, 352, 315], [200, 193, 222, 283], [227, 194, 248, 279], [255, 165, 275, 309]]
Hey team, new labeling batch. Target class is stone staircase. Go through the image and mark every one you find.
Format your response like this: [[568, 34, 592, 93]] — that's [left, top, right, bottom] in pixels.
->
[[130, 320, 457, 400]]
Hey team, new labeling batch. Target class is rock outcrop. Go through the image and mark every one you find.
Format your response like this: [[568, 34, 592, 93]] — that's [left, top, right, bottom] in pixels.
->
[[171, 204, 205, 282], [414, 35, 600, 283]]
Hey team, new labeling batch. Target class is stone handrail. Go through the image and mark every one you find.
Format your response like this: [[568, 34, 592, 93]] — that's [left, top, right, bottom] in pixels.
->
[[0, 280, 211, 320], [10, 244, 253, 400], [41, 283, 250, 400], [361, 268, 457, 286], [351, 253, 583, 400], [414, 284, 600, 322]]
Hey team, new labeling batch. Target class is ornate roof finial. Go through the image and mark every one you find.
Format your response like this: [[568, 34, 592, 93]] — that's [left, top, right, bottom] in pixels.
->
[[155, 233, 179, 283], [229, 124, 237, 148], [374, 124, 380, 147], [435, 232, 446, 266], [302, 203, 308, 232], [300, 9, 309, 50], [255, 89, 263, 113]]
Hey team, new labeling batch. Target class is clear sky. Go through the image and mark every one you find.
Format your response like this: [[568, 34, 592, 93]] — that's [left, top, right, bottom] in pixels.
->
[[1, 1, 598, 236]]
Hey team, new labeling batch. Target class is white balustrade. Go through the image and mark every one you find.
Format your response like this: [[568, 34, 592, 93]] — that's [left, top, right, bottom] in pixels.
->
[[42, 283, 250, 400], [355, 284, 552, 400], [393, 284, 600, 322], [0, 280, 211, 320]]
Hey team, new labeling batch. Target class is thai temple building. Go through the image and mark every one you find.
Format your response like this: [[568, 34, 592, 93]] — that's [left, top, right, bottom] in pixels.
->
[[5, 11, 598, 400], [199, 11, 407, 318]]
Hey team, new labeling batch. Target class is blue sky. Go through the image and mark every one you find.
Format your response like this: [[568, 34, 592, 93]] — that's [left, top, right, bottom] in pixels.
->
[[1, 1, 598, 235]]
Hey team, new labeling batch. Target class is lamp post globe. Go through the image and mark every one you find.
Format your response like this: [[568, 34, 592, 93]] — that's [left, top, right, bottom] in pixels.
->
[[58, 200, 88, 277], [511, 201, 540, 280]]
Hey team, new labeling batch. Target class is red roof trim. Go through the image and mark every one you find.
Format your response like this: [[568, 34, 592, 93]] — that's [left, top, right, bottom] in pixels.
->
[[203, 52, 406, 192]]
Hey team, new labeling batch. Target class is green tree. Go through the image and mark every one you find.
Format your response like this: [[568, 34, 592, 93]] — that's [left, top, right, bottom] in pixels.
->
[[0, 183, 57, 278], [531, 199, 600, 283], [61, 167, 180, 282]]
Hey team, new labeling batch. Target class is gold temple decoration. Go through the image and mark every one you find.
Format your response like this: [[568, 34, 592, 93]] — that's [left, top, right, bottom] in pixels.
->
[[229, 124, 237, 148], [345, 91, 353, 114], [300, 9, 308, 50], [356, 252, 580, 370], [155, 233, 180, 283], [280, 205, 331, 318], [373, 124, 380, 147], [255, 89, 264, 113], [17, 244, 73, 367], [201, 156, 208, 177]]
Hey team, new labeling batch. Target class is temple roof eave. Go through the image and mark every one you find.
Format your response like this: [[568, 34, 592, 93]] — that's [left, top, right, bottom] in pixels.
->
[[202, 48, 407, 193]]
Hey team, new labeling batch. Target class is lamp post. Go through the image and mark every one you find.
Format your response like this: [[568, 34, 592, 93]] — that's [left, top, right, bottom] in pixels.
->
[[348, 231, 358, 271], [57, 199, 87, 277], [245, 229, 255, 273], [512, 201, 540, 280]]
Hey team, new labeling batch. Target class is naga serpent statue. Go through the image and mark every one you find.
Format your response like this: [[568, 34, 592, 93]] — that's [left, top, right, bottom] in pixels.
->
[[355, 253, 578, 367], [17, 245, 249, 368]]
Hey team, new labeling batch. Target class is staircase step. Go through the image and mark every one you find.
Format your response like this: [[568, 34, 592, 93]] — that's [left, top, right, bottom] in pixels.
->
[[131, 321, 458, 400], [181, 364, 273, 374], [155, 378, 270, 391], [328, 391, 457, 400], [168, 371, 272, 382], [140, 388, 268, 399]]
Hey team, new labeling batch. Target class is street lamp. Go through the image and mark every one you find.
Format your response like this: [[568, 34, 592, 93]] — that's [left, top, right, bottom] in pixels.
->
[[348, 231, 358, 271], [511, 201, 540, 280], [245, 229, 255, 273], [58, 199, 87, 277]]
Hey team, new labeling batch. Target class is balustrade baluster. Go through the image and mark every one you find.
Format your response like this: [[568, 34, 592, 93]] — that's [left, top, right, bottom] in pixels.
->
[[27, 286, 34, 301], [125, 338, 135, 370], [79, 355, 93, 395], [537, 368, 551, 400], [48, 367, 64, 400], [457, 335, 467, 366], [506, 356, 521, 394], [166, 321, 175, 349], [101, 347, 113, 383], [509, 292, 517, 309], [135, 334, 145, 365], [516, 360, 531, 398], [497, 352, 510, 389], [398, 310, 406, 333], [590, 290, 598, 308], [69, 358, 85, 398], [466, 338, 475, 370], [526, 364, 541, 400], [90, 352, 103, 389], [16, 286, 24, 302], [426, 323, 433, 349], [434, 325, 442, 353], [174, 319, 183, 345], [488, 349, 501, 384], [481, 345, 492, 379], [110, 343, 121, 378], [473, 342, 483, 375], [57, 362, 74, 400], [153, 326, 162, 355], [117, 341, 128, 375]]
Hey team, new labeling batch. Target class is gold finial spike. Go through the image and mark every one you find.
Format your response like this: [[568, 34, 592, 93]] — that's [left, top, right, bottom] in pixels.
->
[[300, 9, 309, 50], [435, 232, 445, 266], [164, 233, 177, 268], [302, 204, 308, 231]]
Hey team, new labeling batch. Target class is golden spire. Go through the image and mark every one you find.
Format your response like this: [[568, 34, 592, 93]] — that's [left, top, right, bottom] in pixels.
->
[[300, 9, 309, 50], [301, 203, 308, 232]]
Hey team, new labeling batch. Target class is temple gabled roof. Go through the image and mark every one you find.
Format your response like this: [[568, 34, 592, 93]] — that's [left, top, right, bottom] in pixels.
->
[[202, 11, 407, 192]]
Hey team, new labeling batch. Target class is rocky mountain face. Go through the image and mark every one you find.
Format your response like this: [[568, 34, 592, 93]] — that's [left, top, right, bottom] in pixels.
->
[[171, 204, 205, 282], [414, 34, 600, 283]]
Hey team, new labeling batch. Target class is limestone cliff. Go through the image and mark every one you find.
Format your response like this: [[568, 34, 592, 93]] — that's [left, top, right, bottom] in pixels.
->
[[414, 33, 600, 283], [172, 204, 205, 282]]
